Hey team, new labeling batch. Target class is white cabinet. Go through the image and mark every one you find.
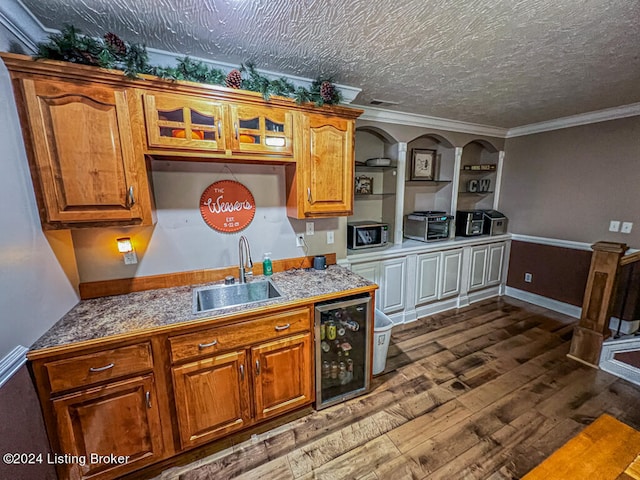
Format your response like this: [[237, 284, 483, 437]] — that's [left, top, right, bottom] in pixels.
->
[[380, 258, 406, 313], [415, 249, 463, 306], [415, 253, 440, 304], [469, 242, 505, 291], [440, 249, 463, 298], [350, 257, 406, 314]]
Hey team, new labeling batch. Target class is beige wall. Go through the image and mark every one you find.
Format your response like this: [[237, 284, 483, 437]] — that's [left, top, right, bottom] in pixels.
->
[[0, 28, 79, 358], [72, 161, 343, 283], [499, 116, 640, 247]]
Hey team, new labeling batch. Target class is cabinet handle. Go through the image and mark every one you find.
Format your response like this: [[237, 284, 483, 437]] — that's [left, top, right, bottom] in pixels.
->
[[127, 185, 135, 207], [217, 120, 222, 139], [89, 363, 114, 373], [240, 364, 245, 381], [255, 360, 261, 376], [145, 391, 152, 409], [307, 187, 313, 204], [274, 323, 291, 331], [234, 122, 239, 140], [198, 340, 218, 349]]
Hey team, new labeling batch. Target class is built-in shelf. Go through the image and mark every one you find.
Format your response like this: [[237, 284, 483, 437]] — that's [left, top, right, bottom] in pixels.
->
[[405, 180, 452, 187], [355, 193, 395, 198], [459, 190, 495, 196], [355, 165, 397, 172]]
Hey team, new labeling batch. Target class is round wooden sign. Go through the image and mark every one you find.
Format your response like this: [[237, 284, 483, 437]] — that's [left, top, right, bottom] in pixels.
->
[[200, 180, 256, 233]]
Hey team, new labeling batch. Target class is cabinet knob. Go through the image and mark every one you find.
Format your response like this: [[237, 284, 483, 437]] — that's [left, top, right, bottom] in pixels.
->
[[145, 391, 152, 409], [307, 188, 313, 204], [255, 360, 261, 376], [239, 364, 245, 381]]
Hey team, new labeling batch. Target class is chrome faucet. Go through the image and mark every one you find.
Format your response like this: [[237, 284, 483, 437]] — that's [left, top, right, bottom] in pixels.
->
[[238, 236, 253, 283]]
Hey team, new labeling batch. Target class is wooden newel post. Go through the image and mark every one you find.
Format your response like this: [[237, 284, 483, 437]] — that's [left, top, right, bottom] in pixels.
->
[[568, 241, 628, 367]]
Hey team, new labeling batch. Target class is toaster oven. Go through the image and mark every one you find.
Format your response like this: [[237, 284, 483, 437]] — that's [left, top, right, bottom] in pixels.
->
[[403, 211, 453, 242]]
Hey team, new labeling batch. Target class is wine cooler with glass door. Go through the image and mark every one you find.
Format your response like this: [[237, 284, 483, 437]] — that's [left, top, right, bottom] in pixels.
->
[[314, 294, 372, 409]]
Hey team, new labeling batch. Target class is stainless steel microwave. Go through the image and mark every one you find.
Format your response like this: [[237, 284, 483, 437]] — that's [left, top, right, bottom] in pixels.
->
[[347, 222, 389, 249]]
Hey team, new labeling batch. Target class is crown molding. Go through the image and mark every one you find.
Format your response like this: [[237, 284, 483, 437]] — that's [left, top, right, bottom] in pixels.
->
[[0, 0, 53, 52], [506, 102, 640, 138], [358, 105, 509, 138], [0, 0, 362, 104]]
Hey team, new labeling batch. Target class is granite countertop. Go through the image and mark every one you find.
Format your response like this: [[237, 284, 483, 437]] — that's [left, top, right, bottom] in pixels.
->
[[31, 265, 376, 352]]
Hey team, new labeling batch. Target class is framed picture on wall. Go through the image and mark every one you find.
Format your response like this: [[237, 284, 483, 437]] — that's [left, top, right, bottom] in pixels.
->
[[410, 148, 438, 181], [355, 175, 373, 194]]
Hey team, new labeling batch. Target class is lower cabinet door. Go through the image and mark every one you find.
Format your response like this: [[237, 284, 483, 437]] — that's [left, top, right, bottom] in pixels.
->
[[52, 374, 164, 480], [380, 258, 406, 313], [415, 252, 440, 305], [486, 242, 506, 286], [172, 351, 251, 449], [469, 245, 489, 291], [251, 333, 313, 421], [440, 249, 463, 299]]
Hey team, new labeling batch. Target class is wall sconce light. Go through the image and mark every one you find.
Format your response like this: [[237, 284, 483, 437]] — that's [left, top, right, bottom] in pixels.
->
[[116, 237, 138, 264]]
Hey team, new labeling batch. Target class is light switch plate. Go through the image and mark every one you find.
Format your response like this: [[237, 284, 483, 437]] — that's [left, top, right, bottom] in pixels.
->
[[609, 220, 620, 232], [124, 251, 138, 265], [306, 222, 314, 235], [621, 222, 633, 234], [327, 231, 334, 244]]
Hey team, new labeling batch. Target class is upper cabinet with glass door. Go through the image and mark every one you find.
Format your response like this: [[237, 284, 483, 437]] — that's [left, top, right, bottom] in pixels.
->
[[143, 92, 294, 159], [143, 92, 226, 152], [229, 104, 293, 156]]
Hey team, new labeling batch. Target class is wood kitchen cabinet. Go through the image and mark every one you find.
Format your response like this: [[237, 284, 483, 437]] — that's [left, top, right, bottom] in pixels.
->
[[142, 91, 294, 158], [168, 307, 314, 449], [11, 75, 154, 228], [172, 350, 251, 448], [52, 375, 164, 480], [252, 332, 312, 421], [286, 112, 356, 218]]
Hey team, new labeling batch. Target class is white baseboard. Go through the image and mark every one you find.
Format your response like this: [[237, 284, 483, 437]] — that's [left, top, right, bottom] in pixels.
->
[[0, 345, 28, 389], [467, 285, 502, 304], [600, 338, 640, 388], [505, 287, 582, 318]]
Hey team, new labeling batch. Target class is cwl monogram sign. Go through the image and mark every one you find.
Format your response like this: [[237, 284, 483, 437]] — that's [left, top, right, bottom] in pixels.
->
[[467, 178, 491, 193], [200, 180, 256, 233]]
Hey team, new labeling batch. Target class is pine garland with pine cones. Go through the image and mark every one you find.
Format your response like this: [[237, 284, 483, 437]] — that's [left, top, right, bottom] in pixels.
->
[[34, 25, 343, 106]]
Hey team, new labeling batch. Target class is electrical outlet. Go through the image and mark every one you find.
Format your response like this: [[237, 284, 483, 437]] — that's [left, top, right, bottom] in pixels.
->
[[327, 231, 334, 244], [124, 251, 138, 265], [524, 272, 532, 283], [296, 234, 305, 247], [621, 222, 633, 234], [609, 220, 620, 232], [306, 222, 314, 235]]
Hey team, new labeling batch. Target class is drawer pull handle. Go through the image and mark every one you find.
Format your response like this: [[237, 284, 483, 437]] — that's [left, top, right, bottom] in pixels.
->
[[145, 391, 152, 409], [307, 187, 313, 204], [198, 340, 218, 349], [274, 323, 291, 331], [234, 122, 239, 140], [240, 364, 245, 381], [217, 120, 222, 139], [255, 360, 261, 376], [89, 363, 115, 373]]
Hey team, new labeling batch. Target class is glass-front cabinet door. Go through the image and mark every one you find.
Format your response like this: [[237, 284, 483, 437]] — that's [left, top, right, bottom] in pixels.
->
[[143, 92, 226, 151], [229, 104, 293, 156]]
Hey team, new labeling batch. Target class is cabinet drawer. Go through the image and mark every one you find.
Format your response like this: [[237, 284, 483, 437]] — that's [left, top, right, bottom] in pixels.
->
[[169, 308, 311, 364], [45, 343, 153, 394]]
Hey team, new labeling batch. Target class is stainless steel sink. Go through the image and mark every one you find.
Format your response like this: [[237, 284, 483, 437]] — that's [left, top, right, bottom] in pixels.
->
[[193, 279, 282, 314]]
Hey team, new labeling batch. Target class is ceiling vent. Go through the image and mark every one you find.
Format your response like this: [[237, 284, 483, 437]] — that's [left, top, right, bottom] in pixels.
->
[[369, 99, 400, 107]]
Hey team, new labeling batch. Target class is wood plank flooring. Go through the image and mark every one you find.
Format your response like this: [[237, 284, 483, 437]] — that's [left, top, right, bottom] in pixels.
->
[[151, 296, 640, 480]]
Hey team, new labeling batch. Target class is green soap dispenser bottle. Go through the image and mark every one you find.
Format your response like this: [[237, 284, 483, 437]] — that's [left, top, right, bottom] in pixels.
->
[[263, 253, 273, 276]]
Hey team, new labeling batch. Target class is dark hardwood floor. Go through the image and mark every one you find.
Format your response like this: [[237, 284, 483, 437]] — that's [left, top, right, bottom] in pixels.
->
[[153, 296, 640, 480]]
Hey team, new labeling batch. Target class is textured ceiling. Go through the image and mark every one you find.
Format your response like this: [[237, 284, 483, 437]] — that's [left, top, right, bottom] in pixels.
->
[[19, 0, 640, 128]]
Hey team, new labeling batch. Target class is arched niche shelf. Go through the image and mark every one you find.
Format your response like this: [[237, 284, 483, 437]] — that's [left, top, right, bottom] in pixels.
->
[[457, 139, 502, 211], [352, 126, 401, 243], [404, 133, 457, 216]]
